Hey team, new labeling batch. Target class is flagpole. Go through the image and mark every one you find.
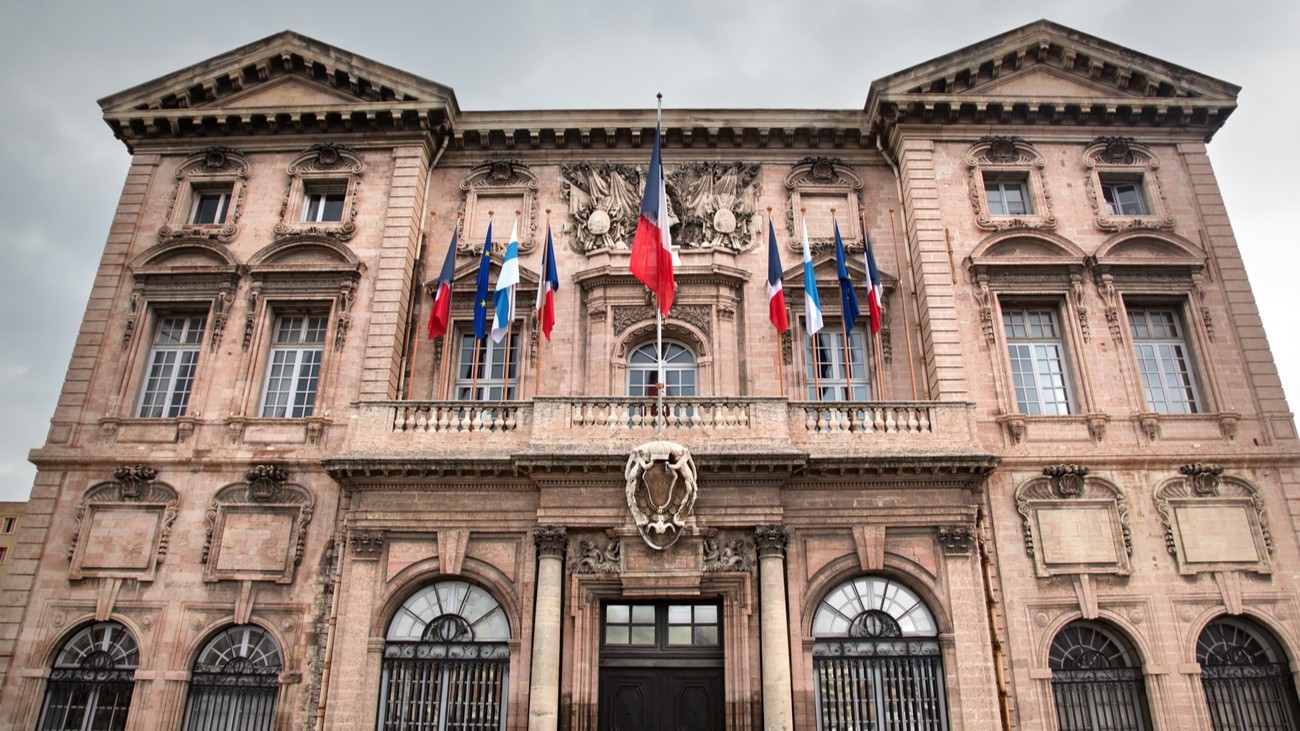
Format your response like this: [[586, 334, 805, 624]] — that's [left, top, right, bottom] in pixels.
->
[[860, 204, 885, 402], [535, 209, 550, 396], [888, 206, 918, 400], [768, 207, 786, 398], [407, 210, 432, 400], [802, 207, 823, 402], [501, 210, 520, 400], [833, 209, 856, 403], [655, 93, 666, 434], [874, 331, 886, 401], [471, 210, 494, 402]]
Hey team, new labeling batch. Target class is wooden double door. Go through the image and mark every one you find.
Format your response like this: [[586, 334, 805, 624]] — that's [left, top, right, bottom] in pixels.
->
[[597, 602, 724, 731]]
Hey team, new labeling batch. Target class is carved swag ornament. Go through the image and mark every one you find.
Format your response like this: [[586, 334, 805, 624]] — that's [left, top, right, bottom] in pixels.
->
[[624, 441, 698, 550]]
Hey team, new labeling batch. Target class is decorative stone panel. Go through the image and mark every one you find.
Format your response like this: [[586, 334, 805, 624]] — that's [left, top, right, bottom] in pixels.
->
[[561, 162, 643, 253], [966, 136, 1056, 231], [783, 157, 864, 254], [69, 465, 178, 582], [457, 159, 539, 254], [202, 465, 314, 583], [1015, 465, 1132, 577], [1156, 465, 1273, 575], [666, 162, 761, 251], [158, 146, 249, 244]]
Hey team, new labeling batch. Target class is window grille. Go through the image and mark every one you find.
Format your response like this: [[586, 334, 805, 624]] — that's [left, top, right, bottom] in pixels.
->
[[183, 625, 282, 731], [38, 622, 139, 731], [1198, 617, 1300, 730], [811, 576, 948, 730], [378, 581, 510, 731], [1049, 622, 1152, 731]]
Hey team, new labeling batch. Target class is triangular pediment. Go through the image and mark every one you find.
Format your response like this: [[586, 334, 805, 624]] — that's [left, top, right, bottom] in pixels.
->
[[218, 76, 363, 109], [866, 20, 1239, 137]]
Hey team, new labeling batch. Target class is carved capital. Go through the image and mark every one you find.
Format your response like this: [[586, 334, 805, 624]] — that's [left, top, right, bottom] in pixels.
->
[[351, 531, 385, 559], [533, 525, 569, 559], [937, 525, 974, 555], [1043, 464, 1090, 497], [754, 525, 789, 558]]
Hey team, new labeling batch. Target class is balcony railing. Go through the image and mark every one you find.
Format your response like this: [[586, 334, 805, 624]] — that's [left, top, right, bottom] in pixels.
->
[[345, 397, 975, 456]]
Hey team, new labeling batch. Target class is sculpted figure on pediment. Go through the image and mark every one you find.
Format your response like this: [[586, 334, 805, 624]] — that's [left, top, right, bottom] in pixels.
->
[[561, 162, 645, 253], [666, 162, 760, 252]]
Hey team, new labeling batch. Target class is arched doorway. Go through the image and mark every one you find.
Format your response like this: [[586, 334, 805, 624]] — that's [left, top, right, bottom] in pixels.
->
[[182, 625, 282, 731], [38, 621, 139, 731], [1048, 621, 1152, 731], [1197, 616, 1300, 730]]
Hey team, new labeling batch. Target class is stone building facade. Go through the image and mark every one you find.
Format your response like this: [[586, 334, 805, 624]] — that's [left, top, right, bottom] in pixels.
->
[[1, 20, 1297, 731]]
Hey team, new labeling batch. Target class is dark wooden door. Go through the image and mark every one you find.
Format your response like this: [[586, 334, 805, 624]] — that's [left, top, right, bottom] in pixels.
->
[[599, 668, 723, 731]]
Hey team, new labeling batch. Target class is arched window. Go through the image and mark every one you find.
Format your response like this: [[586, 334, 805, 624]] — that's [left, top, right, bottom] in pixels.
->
[[1197, 616, 1300, 730], [810, 576, 947, 730], [378, 580, 510, 730], [627, 342, 697, 397], [183, 625, 282, 731], [1049, 621, 1152, 731], [38, 621, 139, 731]]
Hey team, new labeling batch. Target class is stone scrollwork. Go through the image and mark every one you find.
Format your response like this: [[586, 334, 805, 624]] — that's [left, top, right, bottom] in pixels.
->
[[666, 162, 761, 252], [783, 157, 864, 254], [625, 441, 698, 551], [1180, 463, 1225, 496], [571, 538, 621, 574], [1043, 464, 1090, 497], [159, 146, 249, 244], [1156, 468, 1273, 575], [966, 136, 1057, 232], [68, 465, 179, 582], [458, 160, 540, 254], [1015, 470, 1132, 577], [702, 537, 754, 573], [561, 162, 643, 253], [275, 143, 364, 242], [202, 469, 314, 583], [1082, 137, 1176, 233]]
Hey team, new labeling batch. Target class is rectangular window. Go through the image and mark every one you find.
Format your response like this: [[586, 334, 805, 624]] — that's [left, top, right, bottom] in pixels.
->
[[0, 546, 7, 564], [260, 314, 327, 418], [1128, 307, 1200, 414], [805, 328, 870, 401], [455, 332, 519, 400], [604, 604, 656, 646], [188, 188, 232, 224], [984, 174, 1031, 216], [667, 604, 719, 646], [1101, 177, 1148, 216], [137, 315, 206, 418], [2, 517, 14, 533], [302, 184, 346, 222], [1003, 307, 1073, 415]]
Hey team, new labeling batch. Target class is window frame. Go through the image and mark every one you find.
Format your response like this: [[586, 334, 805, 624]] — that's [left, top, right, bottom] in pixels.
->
[[1099, 175, 1148, 217], [803, 326, 871, 402], [300, 183, 348, 223], [1000, 303, 1077, 416], [277, 144, 364, 242], [626, 341, 698, 398], [135, 313, 208, 419], [258, 311, 329, 419], [983, 173, 1033, 216], [158, 147, 247, 243], [1083, 138, 1175, 233], [966, 136, 1056, 232], [4, 516, 17, 533], [187, 186, 233, 225], [453, 327, 522, 401], [1124, 303, 1202, 414]]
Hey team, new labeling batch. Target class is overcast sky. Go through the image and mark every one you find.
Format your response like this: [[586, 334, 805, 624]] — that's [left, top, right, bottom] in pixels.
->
[[0, 1, 1295, 502]]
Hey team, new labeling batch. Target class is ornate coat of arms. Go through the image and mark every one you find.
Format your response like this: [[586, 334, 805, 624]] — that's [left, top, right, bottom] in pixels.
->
[[624, 441, 698, 550]]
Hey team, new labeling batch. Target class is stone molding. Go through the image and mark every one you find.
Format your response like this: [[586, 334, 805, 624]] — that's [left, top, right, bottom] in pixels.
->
[[68, 465, 179, 582], [783, 157, 864, 253], [1155, 466, 1273, 576], [1082, 137, 1176, 233], [533, 525, 569, 559], [754, 525, 789, 558], [158, 147, 249, 244], [702, 536, 755, 573], [966, 136, 1057, 232], [1015, 465, 1132, 577], [202, 466, 314, 584], [457, 159, 539, 254], [274, 143, 364, 243]]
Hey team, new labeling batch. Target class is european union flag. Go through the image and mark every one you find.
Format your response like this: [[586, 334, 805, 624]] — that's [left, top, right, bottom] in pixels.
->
[[833, 219, 860, 329], [472, 220, 493, 340]]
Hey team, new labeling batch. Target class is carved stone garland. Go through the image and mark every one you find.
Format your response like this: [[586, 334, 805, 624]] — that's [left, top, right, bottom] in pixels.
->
[[966, 136, 1057, 231], [159, 147, 249, 244], [68, 465, 179, 571], [1082, 137, 1176, 233], [274, 143, 364, 242], [457, 159, 540, 255]]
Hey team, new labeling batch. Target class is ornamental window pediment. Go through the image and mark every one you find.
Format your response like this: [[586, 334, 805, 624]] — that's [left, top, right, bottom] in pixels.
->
[[275, 143, 364, 242], [457, 160, 540, 255], [1156, 465, 1273, 575], [159, 147, 249, 244], [1082, 137, 1176, 233], [202, 465, 314, 584], [966, 136, 1056, 231], [783, 157, 863, 255], [1015, 465, 1132, 577]]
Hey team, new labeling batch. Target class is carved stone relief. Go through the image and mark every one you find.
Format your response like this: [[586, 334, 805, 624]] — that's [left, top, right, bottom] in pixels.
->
[[570, 538, 621, 574], [966, 136, 1057, 231], [625, 441, 698, 550], [666, 162, 760, 251], [937, 525, 974, 555], [1014, 465, 1132, 577], [275, 143, 364, 242], [1156, 465, 1273, 575], [561, 162, 643, 253], [702, 536, 754, 573], [612, 304, 712, 340], [159, 147, 249, 244], [68, 465, 178, 582], [202, 465, 314, 584], [457, 160, 539, 254]]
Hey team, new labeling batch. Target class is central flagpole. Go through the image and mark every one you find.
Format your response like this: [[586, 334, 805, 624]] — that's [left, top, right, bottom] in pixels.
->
[[535, 209, 551, 396], [833, 208, 856, 402], [470, 210, 494, 401], [655, 93, 666, 433]]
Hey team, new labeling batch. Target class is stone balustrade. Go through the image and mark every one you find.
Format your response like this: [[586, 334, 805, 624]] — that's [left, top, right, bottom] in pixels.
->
[[344, 398, 977, 456]]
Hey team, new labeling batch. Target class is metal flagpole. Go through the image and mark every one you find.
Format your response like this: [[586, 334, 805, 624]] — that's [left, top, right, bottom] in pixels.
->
[[655, 94, 666, 433], [500, 211, 520, 400], [535, 209, 550, 396], [470, 210, 493, 402], [407, 210, 431, 401], [802, 207, 822, 402], [888, 207, 918, 400], [768, 207, 786, 398], [833, 209, 855, 402]]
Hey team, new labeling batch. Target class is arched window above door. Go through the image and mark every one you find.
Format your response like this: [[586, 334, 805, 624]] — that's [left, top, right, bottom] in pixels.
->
[[38, 621, 139, 731], [1048, 621, 1152, 731], [626, 341, 697, 397], [184, 625, 282, 731], [1197, 616, 1300, 730]]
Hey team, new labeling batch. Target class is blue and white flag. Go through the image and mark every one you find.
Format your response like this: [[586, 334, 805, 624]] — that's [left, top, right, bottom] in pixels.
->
[[801, 218, 824, 335], [491, 220, 520, 343]]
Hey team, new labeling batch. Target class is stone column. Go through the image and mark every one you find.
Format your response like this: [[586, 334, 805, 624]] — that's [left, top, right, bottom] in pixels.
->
[[755, 525, 794, 731], [527, 526, 568, 731]]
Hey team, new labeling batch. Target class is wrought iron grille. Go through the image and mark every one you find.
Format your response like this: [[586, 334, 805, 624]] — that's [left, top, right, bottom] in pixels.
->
[[183, 625, 282, 731], [1198, 618, 1300, 730], [1049, 622, 1151, 731], [378, 643, 509, 731], [38, 622, 139, 731], [813, 640, 948, 731]]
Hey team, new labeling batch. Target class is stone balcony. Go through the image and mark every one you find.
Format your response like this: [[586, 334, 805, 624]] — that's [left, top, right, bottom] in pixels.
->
[[333, 397, 986, 467]]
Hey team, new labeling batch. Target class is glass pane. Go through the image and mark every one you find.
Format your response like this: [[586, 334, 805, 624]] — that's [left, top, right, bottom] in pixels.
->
[[668, 626, 692, 645], [630, 625, 656, 645], [606, 625, 629, 645], [695, 625, 719, 645], [631, 605, 654, 624], [606, 605, 629, 623], [668, 605, 691, 624], [695, 605, 717, 624]]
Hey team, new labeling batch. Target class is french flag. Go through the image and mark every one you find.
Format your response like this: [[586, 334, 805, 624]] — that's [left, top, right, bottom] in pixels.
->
[[801, 218, 824, 335], [630, 120, 675, 315], [864, 232, 884, 335], [426, 229, 458, 339], [534, 224, 560, 340], [766, 220, 788, 332]]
